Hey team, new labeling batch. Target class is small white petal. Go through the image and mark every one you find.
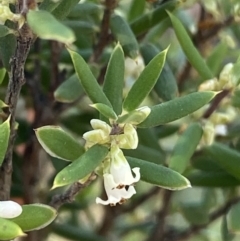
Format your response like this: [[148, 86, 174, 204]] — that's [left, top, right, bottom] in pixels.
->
[[90, 119, 111, 134], [110, 146, 140, 185], [83, 129, 110, 144], [117, 124, 138, 149], [0, 201, 22, 218], [96, 174, 136, 206]]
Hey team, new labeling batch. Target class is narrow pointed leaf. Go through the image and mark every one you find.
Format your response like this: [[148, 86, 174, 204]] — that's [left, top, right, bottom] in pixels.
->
[[90, 103, 117, 120], [204, 143, 240, 180], [40, 0, 62, 12], [128, 0, 145, 22], [139, 91, 216, 128], [10, 204, 57, 232], [0, 68, 6, 85], [227, 202, 240, 234], [68, 49, 112, 107], [27, 10, 76, 44], [168, 11, 213, 80], [141, 44, 178, 101], [52, 0, 80, 20], [103, 43, 124, 115], [53, 145, 109, 188], [54, 74, 84, 103], [123, 48, 168, 112], [35, 126, 84, 161], [130, 0, 178, 36], [0, 218, 25, 240], [110, 15, 139, 59], [127, 157, 191, 190], [180, 203, 209, 225], [169, 123, 203, 174], [0, 117, 10, 166], [187, 170, 240, 187]]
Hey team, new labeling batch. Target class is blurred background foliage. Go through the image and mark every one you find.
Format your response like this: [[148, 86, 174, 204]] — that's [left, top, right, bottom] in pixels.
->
[[1, 0, 240, 240]]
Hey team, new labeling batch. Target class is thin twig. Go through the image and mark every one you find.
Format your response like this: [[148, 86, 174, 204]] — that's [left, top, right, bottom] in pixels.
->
[[49, 173, 97, 210], [164, 196, 240, 241], [0, 0, 34, 200], [146, 190, 172, 241], [203, 89, 230, 118], [90, 0, 117, 62]]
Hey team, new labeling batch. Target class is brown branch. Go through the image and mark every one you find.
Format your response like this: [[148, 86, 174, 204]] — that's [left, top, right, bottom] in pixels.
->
[[121, 186, 160, 213], [203, 89, 230, 118], [164, 196, 240, 241], [146, 190, 172, 241], [0, 0, 34, 201], [49, 173, 97, 210], [90, 0, 117, 62]]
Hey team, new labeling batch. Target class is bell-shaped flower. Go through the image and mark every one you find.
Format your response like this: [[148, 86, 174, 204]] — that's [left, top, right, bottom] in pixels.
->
[[83, 119, 111, 148], [96, 174, 136, 206], [116, 124, 138, 149], [0, 200, 22, 218], [110, 145, 140, 186]]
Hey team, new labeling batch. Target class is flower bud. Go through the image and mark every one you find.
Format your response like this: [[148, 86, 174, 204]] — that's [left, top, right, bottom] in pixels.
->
[[0, 201, 22, 218]]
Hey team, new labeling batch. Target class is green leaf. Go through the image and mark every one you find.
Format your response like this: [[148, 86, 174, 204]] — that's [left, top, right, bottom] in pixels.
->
[[0, 117, 10, 166], [168, 11, 213, 80], [68, 48, 112, 107], [0, 25, 14, 38], [128, 0, 145, 22], [0, 218, 25, 240], [39, 0, 62, 12], [0, 100, 8, 109], [123, 47, 168, 112], [227, 202, 240, 234], [187, 170, 240, 187], [205, 143, 240, 180], [110, 15, 139, 59], [139, 91, 216, 128], [52, 223, 106, 241], [52, 0, 80, 20], [0, 68, 6, 85], [35, 125, 84, 161], [169, 123, 203, 174], [54, 74, 84, 103], [27, 10, 76, 44], [180, 203, 209, 225], [206, 41, 228, 76], [117, 107, 150, 125], [127, 157, 191, 190], [90, 103, 117, 120], [53, 145, 109, 188], [0, 34, 16, 70], [130, 0, 178, 36], [123, 144, 165, 164], [140, 44, 178, 101], [10, 204, 57, 232], [103, 43, 124, 115]]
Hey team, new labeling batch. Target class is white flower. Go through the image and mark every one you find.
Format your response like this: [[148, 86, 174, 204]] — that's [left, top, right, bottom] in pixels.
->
[[83, 119, 111, 148], [0, 201, 22, 218], [96, 146, 140, 206], [116, 124, 138, 149], [96, 174, 136, 206], [110, 146, 140, 185]]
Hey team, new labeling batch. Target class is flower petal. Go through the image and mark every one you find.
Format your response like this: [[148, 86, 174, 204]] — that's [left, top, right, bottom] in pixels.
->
[[96, 174, 136, 206], [110, 146, 140, 185]]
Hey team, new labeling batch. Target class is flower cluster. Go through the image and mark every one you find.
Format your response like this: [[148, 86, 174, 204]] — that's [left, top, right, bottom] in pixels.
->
[[83, 107, 150, 206], [0, 200, 22, 219]]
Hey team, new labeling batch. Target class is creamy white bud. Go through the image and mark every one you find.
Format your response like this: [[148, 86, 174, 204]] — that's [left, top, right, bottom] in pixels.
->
[[0, 201, 22, 218]]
